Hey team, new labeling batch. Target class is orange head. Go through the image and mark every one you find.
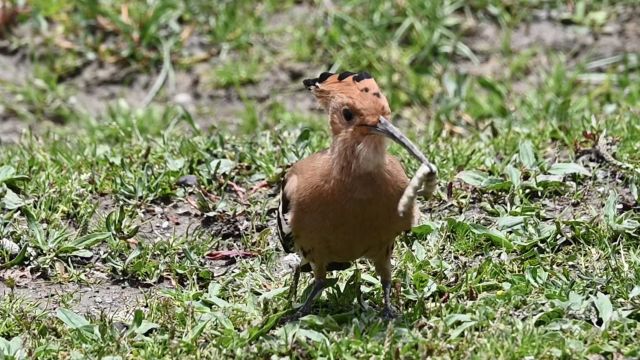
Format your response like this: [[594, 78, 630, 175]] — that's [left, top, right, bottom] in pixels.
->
[[303, 71, 391, 138], [303, 71, 428, 166]]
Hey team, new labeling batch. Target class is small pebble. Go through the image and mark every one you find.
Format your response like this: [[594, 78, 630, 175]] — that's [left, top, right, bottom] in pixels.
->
[[177, 175, 198, 187], [174, 93, 193, 105]]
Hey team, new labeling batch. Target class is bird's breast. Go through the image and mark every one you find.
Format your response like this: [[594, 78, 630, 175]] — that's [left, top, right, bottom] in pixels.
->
[[290, 171, 412, 262]]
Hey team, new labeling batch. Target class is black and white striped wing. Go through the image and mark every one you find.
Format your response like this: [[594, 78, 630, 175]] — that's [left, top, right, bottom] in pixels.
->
[[276, 177, 295, 253], [275, 171, 351, 273]]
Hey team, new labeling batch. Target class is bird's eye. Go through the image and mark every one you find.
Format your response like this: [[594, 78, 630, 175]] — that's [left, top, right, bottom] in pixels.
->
[[342, 108, 354, 122]]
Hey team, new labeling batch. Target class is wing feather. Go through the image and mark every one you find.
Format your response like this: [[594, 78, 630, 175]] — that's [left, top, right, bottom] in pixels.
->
[[276, 176, 295, 253]]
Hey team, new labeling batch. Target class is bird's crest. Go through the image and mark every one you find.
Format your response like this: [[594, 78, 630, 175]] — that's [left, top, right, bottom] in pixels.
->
[[302, 71, 390, 115]]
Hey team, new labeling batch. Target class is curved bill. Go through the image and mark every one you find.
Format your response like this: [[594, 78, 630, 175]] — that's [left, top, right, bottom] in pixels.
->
[[366, 116, 430, 165]]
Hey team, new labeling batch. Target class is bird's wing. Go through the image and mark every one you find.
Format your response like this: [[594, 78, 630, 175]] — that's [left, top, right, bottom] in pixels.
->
[[276, 173, 295, 253], [276, 154, 352, 272]]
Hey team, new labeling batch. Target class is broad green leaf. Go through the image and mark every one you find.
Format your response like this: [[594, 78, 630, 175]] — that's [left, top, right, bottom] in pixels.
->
[[496, 216, 525, 230], [132, 309, 144, 328], [207, 282, 221, 297], [23, 208, 45, 247], [243, 309, 289, 345], [166, 157, 185, 171], [56, 308, 90, 329], [411, 223, 434, 235], [0, 166, 15, 183], [258, 287, 288, 301], [548, 162, 591, 177], [468, 223, 514, 250], [422, 279, 437, 298], [412, 241, 427, 261], [534, 174, 564, 185], [449, 321, 476, 340], [183, 319, 210, 342], [0, 244, 27, 269], [205, 295, 230, 308], [0, 336, 26, 359], [299, 314, 340, 331], [296, 328, 327, 342], [504, 165, 521, 188], [70, 249, 93, 258], [525, 266, 548, 287], [614, 219, 640, 232], [134, 320, 160, 336], [593, 292, 613, 328], [534, 308, 564, 326], [209, 159, 235, 176], [456, 171, 507, 189], [518, 140, 536, 169], [361, 273, 379, 285], [478, 76, 506, 98], [456, 170, 488, 187], [1, 189, 25, 210], [0, 166, 29, 186], [604, 191, 617, 226], [67, 232, 111, 251], [445, 313, 473, 326], [630, 286, 640, 299]]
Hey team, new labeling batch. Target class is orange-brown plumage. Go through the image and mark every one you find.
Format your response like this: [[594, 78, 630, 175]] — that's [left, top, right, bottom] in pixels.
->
[[278, 71, 423, 319]]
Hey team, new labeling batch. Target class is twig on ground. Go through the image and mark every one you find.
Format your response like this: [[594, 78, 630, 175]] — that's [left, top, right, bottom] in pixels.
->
[[591, 130, 640, 176]]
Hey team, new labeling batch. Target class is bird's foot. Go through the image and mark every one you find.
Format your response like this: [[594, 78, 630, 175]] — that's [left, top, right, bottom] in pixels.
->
[[280, 306, 311, 323], [380, 305, 397, 320]]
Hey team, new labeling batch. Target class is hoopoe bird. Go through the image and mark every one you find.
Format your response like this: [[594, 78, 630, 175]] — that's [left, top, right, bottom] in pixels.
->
[[277, 71, 437, 319]]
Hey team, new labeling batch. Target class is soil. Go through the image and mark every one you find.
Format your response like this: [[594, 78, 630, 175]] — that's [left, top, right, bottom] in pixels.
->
[[0, 279, 151, 320]]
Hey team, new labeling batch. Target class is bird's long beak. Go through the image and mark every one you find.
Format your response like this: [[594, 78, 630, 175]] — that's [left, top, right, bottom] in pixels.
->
[[366, 116, 429, 164]]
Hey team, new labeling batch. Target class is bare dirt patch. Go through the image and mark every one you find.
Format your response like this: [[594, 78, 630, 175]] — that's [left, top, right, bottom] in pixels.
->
[[460, 7, 640, 92], [0, 275, 161, 319]]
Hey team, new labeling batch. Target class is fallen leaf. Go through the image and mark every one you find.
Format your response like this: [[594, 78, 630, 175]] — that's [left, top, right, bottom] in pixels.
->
[[228, 181, 248, 202], [185, 196, 200, 210], [166, 213, 180, 225], [205, 250, 257, 261], [249, 180, 269, 194]]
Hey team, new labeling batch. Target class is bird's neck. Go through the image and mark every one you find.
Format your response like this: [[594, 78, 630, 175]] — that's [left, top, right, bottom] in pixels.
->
[[330, 135, 387, 177]]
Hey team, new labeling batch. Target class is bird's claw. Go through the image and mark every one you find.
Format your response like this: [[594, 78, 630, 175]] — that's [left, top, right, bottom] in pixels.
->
[[380, 306, 397, 320], [280, 307, 310, 324]]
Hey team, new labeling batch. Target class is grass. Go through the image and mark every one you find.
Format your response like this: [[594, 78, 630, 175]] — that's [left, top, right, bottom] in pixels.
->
[[1, 0, 639, 358]]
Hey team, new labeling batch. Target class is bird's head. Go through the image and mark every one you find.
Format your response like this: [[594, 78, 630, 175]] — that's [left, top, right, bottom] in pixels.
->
[[303, 71, 428, 166]]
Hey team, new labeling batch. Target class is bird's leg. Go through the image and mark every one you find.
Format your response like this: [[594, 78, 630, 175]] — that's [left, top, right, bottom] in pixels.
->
[[297, 278, 326, 316], [287, 264, 301, 304], [381, 279, 395, 319], [289, 264, 327, 319], [374, 251, 397, 320]]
